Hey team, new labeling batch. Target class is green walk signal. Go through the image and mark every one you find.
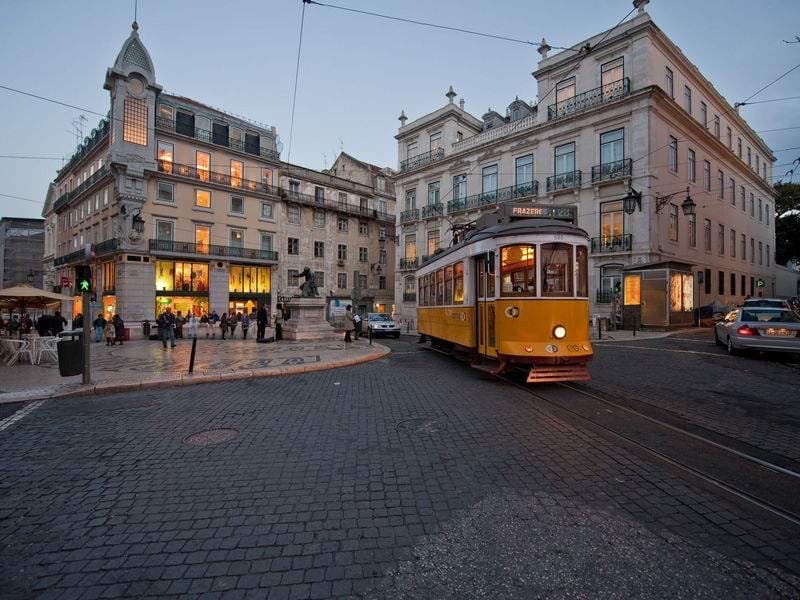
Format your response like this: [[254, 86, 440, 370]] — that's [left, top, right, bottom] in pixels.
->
[[79, 279, 90, 292]]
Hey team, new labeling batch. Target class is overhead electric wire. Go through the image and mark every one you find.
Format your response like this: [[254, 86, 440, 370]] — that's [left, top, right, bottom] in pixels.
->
[[740, 62, 800, 105], [739, 95, 800, 106], [286, 1, 308, 163]]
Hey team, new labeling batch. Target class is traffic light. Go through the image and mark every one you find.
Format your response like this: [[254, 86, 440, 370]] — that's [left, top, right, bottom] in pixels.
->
[[75, 265, 92, 293]]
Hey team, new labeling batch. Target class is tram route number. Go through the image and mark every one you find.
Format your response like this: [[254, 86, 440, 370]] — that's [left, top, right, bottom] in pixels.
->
[[566, 344, 581, 352]]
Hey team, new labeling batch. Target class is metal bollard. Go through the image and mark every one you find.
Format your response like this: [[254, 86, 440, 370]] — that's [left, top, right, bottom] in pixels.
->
[[633, 315, 637, 337], [597, 319, 602, 340], [368, 325, 373, 346], [188, 336, 197, 374]]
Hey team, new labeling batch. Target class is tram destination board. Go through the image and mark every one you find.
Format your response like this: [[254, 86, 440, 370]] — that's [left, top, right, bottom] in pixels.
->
[[510, 204, 576, 222]]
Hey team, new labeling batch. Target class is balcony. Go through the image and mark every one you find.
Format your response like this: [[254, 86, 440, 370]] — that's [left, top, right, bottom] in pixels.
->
[[452, 113, 537, 153], [447, 181, 539, 214], [595, 289, 619, 304], [53, 248, 88, 267], [57, 118, 110, 178], [281, 189, 395, 223], [399, 257, 419, 270], [546, 170, 582, 193], [95, 238, 118, 256], [53, 164, 111, 212], [155, 116, 280, 162], [421, 203, 444, 219], [590, 234, 632, 254], [149, 239, 278, 263], [403, 292, 417, 302], [591, 158, 632, 184], [158, 160, 281, 197], [547, 78, 631, 121], [400, 208, 419, 223], [400, 147, 444, 172]]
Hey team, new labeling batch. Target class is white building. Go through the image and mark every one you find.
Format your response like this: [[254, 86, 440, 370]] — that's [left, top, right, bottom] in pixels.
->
[[392, 3, 775, 328]]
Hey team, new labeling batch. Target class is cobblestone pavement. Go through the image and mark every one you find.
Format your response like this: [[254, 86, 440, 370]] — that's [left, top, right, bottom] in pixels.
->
[[1, 338, 798, 599], [587, 329, 800, 464]]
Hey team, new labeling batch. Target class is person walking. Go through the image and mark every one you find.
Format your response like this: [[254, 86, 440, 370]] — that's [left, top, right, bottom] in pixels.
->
[[112, 314, 125, 345], [200, 312, 209, 337], [274, 303, 284, 341], [93, 314, 106, 343], [353, 311, 362, 340], [256, 305, 267, 341], [157, 306, 177, 350], [53, 311, 67, 335], [344, 305, 355, 343], [73, 313, 84, 330], [175, 311, 185, 339], [241, 313, 250, 340], [186, 313, 198, 338], [219, 312, 228, 340], [104, 318, 115, 346]]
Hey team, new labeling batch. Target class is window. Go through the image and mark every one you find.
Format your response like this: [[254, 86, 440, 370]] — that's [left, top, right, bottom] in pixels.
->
[[314, 241, 325, 258], [229, 228, 244, 248], [750, 237, 755, 263], [726, 127, 732, 149], [665, 66, 674, 98], [750, 276, 755, 296], [759, 241, 763, 265], [740, 186, 745, 211], [704, 269, 711, 295], [230, 196, 244, 214], [155, 220, 174, 241], [729, 178, 735, 205], [767, 244, 770, 267], [429, 131, 442, 151], [337, 216, 348, 232], [337, 244, 347, 261], [427, 229, 440, 255], [230, 160, 243, 188], [750, 193, 754, 217], [687, 149, 696, 182], [742, 274, 746, 295], [287, 269, 300, 287], [719, 270, 725, 295], [336, 273, 347, 289], [668, 136, 678, 172], [289, 181, 300, 196], [195, 225, 210, 253], [260, 202, 273, 219], [688, 214, 696, 247], [731, 272, 736, 296], [700, 101, 707, 127], [714, 115, 720, 139], [157, 182, 174, 203], [541, 243, 573, 297], [740, 234, 746, 261], [404, 189, 416, 211], [515, 154, 534, 193], [765, 204, 770, 226], [600, 128, 624, 166], [379, 249, 386, 264], [157, 141, 174, 172], [737, 137, 742, 158], [453, 174, 467, 200], [501, 245, 535, 296], [427, 181, 440, 205], [731, 229, 736, 258], [196, 151, 210, 182], [718, 224, 725, 254], [601, 57, 624, 88], [756, 155, 760, 173], [376, 177, 385, 192], [260, 233, 273, 251], [405, 234, 416, 259], [600, 265, 622, 296], [704, 218, 711, 251], [747, 146, 751, 167], [684, 86, 692, 114], [103, 189, 108, 206], [314, 272, 325, 288], [102, 261, 115, 292], [314, 186, 325, 204], [556, 77, 575, 103], [359, 247, 368, 262], [554, 142, 576, 175], [195, 189, 211, 208], [288, 237, 299, 255], [717, 170, 724, 199], [123, 96, 147, 145], [336, 192, 347, 208], [668, 205, 678, 242], [358, 221, 368, 236], [482, 164, 498, 195], [703, 160, 711, 191], [758, 198, 762, 221], [158, 103, 174, 122], [313, 209, 325, 228], [287, 205, 300, 224]]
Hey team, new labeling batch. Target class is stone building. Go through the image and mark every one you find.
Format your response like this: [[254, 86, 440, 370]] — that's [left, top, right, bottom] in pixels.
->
[[392, 2, 775, 327], [0, 217, 45, 289], [44, 21, 394, 329]]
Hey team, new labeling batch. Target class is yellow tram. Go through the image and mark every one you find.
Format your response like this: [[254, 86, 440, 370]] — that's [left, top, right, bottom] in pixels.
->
[[416, 205, 593, 383]]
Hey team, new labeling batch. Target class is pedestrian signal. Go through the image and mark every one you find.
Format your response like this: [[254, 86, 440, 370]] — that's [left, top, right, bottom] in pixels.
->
[[75, 265, 92, 293]]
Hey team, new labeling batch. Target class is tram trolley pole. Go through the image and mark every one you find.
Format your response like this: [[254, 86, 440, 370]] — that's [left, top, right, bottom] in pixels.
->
[[188, 336, 198, 374]]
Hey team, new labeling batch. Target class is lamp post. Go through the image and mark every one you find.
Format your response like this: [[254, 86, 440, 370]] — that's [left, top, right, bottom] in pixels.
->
[[622, 187, 696, 216], [26, 269, 35, 285]]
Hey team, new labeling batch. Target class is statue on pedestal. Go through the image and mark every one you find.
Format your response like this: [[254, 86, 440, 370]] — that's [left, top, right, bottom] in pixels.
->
[[299, 266, 319, 298]]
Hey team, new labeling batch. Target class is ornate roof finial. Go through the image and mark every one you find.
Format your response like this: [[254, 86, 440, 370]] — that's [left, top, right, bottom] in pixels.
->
[[446, 86, 457, 104], [537, 38, 551, 59], [633, 0, 649, 13], [132, 20, 139, 32], [398, 110, 407, 126]]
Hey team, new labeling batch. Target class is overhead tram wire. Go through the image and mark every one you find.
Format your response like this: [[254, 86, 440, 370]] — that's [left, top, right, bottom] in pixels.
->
[[287, 1, 308, 163], [739, 62, 800, 106]]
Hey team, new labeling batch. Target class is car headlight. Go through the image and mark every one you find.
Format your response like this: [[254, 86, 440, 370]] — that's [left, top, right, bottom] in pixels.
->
[[553, 325, 567, 339]]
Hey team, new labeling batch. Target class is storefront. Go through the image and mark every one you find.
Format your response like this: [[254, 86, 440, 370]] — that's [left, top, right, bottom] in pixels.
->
[[622, 261, 694, 328], [228, 264, 271, 315], [154, 260, 209, 318]]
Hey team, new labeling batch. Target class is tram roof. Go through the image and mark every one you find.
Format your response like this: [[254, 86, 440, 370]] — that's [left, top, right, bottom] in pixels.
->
[[420, 218, 588, 269]]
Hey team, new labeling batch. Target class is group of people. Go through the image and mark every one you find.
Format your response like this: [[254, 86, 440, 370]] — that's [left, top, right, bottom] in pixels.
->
[[4, 311, 67, 337], [89, 313, 126, 346], [154, 305, 281, 348], [342, 305, 363, 342]]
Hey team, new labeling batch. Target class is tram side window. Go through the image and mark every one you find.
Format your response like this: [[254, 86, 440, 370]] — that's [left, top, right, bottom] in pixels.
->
[[426, 273, 432, 306], [423, 275, 429, 307], [541, 243, 574, 297], [444, 265, 453, 304], [501, 245, 536, 297], [454, 262, 464, 304], [487, 251, 496, 297], [436, 269, 445, 305], [576, 246, 588, 297]]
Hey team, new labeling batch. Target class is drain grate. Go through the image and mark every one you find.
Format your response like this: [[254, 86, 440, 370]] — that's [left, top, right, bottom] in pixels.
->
[[183, 428, 239, 446], [396, 417, 447, 434]]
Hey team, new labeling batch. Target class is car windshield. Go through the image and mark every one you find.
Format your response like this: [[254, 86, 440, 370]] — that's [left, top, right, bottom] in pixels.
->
[[369, 314, 393, 322], [740, 309, 800, 323], [743, 299, 784, 307]]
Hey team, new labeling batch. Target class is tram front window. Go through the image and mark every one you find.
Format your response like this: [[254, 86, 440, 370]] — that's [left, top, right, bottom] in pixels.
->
[[541, 243, 574, 297], [501, 245, 536, 296]]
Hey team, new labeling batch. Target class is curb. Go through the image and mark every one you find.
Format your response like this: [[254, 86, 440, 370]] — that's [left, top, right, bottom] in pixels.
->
[[0, 343, 391, 404]]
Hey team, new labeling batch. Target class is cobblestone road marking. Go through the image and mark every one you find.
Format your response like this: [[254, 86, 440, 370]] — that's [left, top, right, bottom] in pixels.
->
[[0, 400, 44, 432]]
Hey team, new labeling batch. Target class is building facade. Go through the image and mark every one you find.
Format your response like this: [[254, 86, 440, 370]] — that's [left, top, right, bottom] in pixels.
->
[[43, 22, 394, 329], [392, 4, 775, 327], [0, 217, 45, 288]]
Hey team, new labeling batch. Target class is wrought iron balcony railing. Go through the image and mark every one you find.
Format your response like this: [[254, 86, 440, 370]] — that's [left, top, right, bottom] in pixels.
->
[[158, 160, 281, 197], [156, 116, 280, 162], [403, 292, 417, 302], [57, 119, 110, 179], [421, 203, 444, 219], [591, 158, 632, 183], [149, 239, 278, 262], [399, 257, 419, 270], [595, 289, 619, 304], [400, 147, 444, 172], [95, 238, 118, 256], [53, 164, 111, 212], [547, 78, 630, 121], [53, 248, 88, 267], [447, 181, 539, 214], [400, 208, 419, 223], [546, 170, 582, 193], [280, 189, 395, 223], [590, 234, 632, 254]]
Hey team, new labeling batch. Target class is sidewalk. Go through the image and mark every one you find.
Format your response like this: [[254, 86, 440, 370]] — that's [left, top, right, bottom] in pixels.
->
[[590, 327, 698, 342], [0, 337, 389, 404]]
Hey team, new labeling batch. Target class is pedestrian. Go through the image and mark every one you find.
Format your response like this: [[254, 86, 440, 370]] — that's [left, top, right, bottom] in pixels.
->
[[241, 313, 250, 339], [274, 303, 284, 341], [104, 318, 115, 346], [20, 314, 33, 335], [157, 306, 177, 350], [256, 304, 267, 341], [93, 314, 106, 343], [186, 313, 198, 338], [175, 310, 185, 339], [53, 311, 67, 335], [230, 312, 239, 339], [112, 314, 125, 345], [219, 312, 228, 340], [344, 305, 354, 343], [210, 311, 219, 338], [73, 312, 84, 330], [353, 312, 362, 340]]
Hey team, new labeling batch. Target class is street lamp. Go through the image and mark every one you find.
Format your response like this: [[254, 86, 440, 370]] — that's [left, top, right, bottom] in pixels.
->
[[622, 187, 696, 216], [132, 211, 145, 234], [26, 269, 35, 285]]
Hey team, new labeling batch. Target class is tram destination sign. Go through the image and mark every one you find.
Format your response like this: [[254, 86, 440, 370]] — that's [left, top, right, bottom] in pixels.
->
[[510, 204, 576, 222]]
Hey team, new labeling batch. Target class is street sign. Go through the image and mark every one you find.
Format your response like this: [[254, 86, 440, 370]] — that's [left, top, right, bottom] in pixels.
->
[[757, 278, 765, 288], [60, 276, 72, 287], [509, 204, 577, 222]]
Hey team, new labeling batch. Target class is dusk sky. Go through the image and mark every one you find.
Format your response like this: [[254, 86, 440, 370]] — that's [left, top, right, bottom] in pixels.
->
[[1, 0, 799, 220]]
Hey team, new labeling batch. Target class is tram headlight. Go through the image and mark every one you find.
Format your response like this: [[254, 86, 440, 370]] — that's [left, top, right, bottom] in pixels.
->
[[552, 325, 567, 339]]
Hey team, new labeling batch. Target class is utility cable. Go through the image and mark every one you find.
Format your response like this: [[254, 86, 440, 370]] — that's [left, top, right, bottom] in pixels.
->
[[287, 1, 307, 163], [739, 62, 800, 105]]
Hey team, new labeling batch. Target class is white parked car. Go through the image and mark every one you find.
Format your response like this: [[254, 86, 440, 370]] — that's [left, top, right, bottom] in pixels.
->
[[714, 307, 800, 355], [366, 313, 401, 338]]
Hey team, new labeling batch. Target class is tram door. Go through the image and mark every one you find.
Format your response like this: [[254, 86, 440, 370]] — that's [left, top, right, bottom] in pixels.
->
[[475, 252, 497, 357]]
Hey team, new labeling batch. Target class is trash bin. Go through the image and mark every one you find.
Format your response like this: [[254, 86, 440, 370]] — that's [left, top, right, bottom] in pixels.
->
[[142, 320, 151, 339], [57, 332, 83, 377]]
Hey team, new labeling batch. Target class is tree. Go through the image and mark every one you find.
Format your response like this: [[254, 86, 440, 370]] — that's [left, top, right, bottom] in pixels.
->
[[774, 182, 800, 265]]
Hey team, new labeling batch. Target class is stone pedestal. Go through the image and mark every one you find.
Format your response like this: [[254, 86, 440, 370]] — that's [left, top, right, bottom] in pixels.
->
[[283, 297, 338, 340]]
